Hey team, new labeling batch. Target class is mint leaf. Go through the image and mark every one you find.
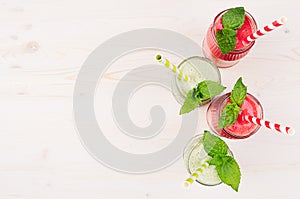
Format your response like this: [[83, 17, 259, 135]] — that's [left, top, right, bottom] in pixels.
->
[[216, 28, 237, 54], [203, 130, 228, 157], [179, 89, 200, 115], [230, 77, 247, 106], [222, 7, 245, 30], [218, 103, 241, 129], [218, 77, 247, 129], [196, 80, 226, 99], [215, 156, 241, 192], [209, 154, 224, 167]]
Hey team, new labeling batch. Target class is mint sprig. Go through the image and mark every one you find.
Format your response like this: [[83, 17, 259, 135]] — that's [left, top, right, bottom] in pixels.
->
[[180, 80, 226, 115], [218, 77, 247, 129], [216, 7, 245, 54], [203, 131, 241, 192]]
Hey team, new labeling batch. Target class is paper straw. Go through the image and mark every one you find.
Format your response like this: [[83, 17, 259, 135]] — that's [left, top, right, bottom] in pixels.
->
[[183, 162, 209, 189], [243, 17, 287, 45], [244, 115, 295, 136], [155, 54, 189, 82]]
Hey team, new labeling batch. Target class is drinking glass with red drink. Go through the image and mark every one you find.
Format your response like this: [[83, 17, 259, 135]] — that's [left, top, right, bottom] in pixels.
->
[[206, 77, 294, 139], [206, 92, 263, 139], [202, 7, 257, 68]]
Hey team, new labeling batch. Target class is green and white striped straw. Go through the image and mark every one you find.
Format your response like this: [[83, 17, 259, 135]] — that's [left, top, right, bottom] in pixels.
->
[[183, 162, 209, 189], [155, 54, 190, 82]]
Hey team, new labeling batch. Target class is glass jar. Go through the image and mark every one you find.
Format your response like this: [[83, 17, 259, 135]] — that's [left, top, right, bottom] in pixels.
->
[[202, 10, 258, 68], [206, 93, 264, 139], [183, 134, 233, 185]]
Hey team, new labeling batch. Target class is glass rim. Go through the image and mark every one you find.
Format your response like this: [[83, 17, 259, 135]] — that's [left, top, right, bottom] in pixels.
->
[[212, 9, 258, 53], [217, 92, 264, 139]]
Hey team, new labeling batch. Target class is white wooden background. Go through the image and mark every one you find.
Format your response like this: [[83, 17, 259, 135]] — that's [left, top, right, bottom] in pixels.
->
[[1, 0, 300, 198]]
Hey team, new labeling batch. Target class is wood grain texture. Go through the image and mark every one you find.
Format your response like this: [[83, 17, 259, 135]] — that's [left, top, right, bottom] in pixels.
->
[[0, 0, 300, 198]]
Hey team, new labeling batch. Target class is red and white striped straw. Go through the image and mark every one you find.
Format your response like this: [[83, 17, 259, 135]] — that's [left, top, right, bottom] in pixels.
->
[[244, 115, 295, 136], [243, 16, 287, 45]]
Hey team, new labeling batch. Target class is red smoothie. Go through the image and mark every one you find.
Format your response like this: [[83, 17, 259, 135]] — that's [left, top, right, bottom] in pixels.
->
[[206, 93, 263, 139], [202, 10, 257, 68], [223, 94, 263, 138]]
